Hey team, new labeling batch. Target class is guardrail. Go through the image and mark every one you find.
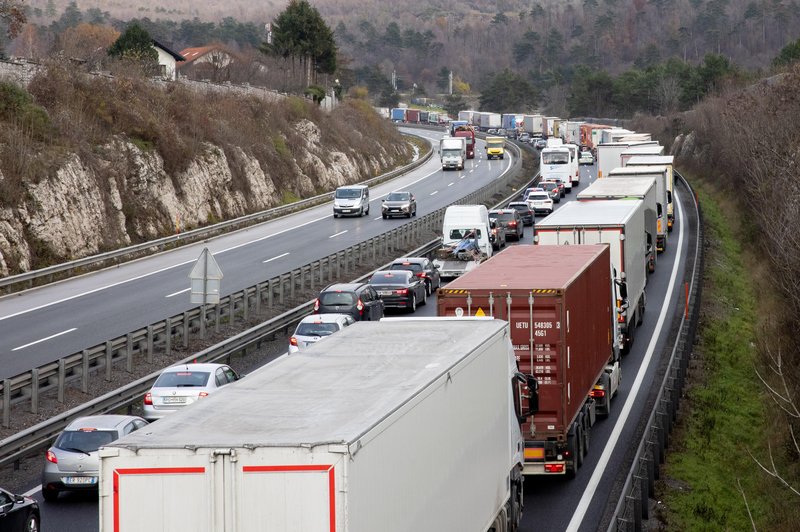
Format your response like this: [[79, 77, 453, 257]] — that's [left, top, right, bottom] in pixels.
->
[[607, 170, 704, 530], [0, 141, 528, 468], [0, 135, 433, 295]]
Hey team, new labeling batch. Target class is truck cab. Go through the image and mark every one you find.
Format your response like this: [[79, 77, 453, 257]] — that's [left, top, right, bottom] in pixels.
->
[[485, 136, 506, 159]]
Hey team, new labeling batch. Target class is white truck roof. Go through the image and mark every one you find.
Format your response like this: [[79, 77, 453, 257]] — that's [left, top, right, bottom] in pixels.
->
[[578, 177, 656, 198], [626, 155, 674, 165], [609, 165, 668, 175], [536, 199, 644, 227], [108, 320, 508, 449], [621, 145, 664, 156]]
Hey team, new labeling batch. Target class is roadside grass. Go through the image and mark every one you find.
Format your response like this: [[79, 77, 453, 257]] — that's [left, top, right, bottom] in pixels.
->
[[658, 176, 800, 530]]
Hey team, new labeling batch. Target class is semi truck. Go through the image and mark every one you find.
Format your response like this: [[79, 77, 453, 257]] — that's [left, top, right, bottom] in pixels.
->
[[458, 110, 474, 122], [433, 205, 493, 278], [405, 109, 420, 124], [390, 108, 405, 122], [626, 155, 676, 232], [523, 115, 544, 136], [453, 124, 476, 159], [579, 123, 611, 152], [596, 140, 658, 179], [480, 112, 502, 131], [437, 245, 620, 477], [607, 165, 670, 253], [439, 136, 467, 170], [577, 177, 658, 273], [485, 136, 506, 159], [99, 319, 532, 532], [563, 121, 584, 145], [534, 200, 647, 356]]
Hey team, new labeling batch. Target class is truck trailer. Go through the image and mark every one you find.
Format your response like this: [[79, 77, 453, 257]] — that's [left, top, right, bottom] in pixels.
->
[[607, 165, 670, 253], [99, 319, 532, 532], [625, 155, 676, 231], [596, 140, 658, 179], [534, 201, 647, 356], [437, 245, 620, 477], [620, 145, 664, 167], [577, 177, 659, 273], [523, 115, 544, 136]]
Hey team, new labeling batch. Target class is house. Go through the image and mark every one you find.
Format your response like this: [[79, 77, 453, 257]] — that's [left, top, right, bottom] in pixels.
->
[[177, 45, 240, 82], [151, 39, 185, 81]]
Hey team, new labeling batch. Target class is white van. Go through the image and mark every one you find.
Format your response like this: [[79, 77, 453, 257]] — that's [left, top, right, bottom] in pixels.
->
[[333, 185, 370, 217], [433, 205, 493, 278]]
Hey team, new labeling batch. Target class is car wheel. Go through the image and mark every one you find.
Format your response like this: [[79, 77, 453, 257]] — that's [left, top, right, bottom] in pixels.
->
[[25, 513, 39, 532], [42, 486, 59, 502], [407, 211, 412, 218], [425, 280, 432, 296], [333, 213, 339, 218], [410, 294, 417, 312], [421, 288, 428, 306], [382, 213, 387, 219], [366, 206, 369, 215]]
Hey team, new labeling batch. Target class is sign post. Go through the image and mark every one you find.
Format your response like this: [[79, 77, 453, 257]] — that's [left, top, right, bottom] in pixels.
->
[[189, 248, 223, 339]]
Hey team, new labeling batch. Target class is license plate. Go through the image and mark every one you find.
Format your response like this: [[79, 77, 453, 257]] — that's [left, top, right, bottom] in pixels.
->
[[378, 290, 393, 296], [63, 476, 97, 485], [342, 209, 351, 213], [162, 396, 187, 404]]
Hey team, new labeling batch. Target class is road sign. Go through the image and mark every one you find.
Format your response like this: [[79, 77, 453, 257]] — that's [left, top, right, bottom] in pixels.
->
[[189, 248, 223, 305]]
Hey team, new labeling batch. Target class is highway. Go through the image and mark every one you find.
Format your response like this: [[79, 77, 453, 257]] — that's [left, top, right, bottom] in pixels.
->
[[2, 142, 696, 532], [0, 128, 513, 380]]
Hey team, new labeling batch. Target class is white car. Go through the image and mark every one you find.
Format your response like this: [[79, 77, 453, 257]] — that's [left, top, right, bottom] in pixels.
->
[[526, 191, 554, 215], [143, 363, 240, 421], [289, 313, 355, 353], [579, 151, 594, 165]]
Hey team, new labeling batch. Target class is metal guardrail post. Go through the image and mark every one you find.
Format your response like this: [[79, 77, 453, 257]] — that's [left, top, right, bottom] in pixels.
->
[[228, 296, 235, 326], [146, 327, 154, 363], [58, 359, 65, 403], [165, 318, 172, 356], [267, 278, 274, 307], [182, 312, 190, 348], [126, 334, 134, 372], [105, 341, 112, 381], [3, 379, 9, 427], [82, 350, 89, 393], [30, 368, 39, 414]]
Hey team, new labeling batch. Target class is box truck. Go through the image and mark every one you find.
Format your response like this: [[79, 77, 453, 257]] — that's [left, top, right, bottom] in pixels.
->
[[437, 245, 620, 477], [433, 205, 493, 278], [607, 165, 670, 253], [485, 136, 506, 159], [596, 140, 659, 179], [99, 319, 532, 532], [390, 108, 405, 122], [534, 201, 647, 356], [626, 155, 676, 231], [523, 115, 544, 136], [439, 136, 467, 170], [577, 177, 658, 273]]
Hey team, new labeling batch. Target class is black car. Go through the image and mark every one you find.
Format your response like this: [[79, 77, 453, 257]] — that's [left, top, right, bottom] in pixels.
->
[[381, 190, 417, 219], [507, 201, 534, 226], [314, 283, 384, 321], [388, 257, 441, 295], [489, 209, 524, 241], [368, 270, 427, 312], [488, 218, 506, 250], [0, 487, 39, 532]]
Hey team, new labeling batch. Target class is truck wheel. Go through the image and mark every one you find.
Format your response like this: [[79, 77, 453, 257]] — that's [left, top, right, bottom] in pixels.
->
[[566, 431, 579, 478], [508, 479, 522, 532]]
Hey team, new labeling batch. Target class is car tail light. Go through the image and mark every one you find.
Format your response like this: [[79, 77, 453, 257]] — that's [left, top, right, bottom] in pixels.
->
[[313, 298, 320, 312], [46, 450, 58, 464], [396, 288, 408, 295], [198, 392, 209, 398], [289, 336, 298, 346], [509, 221, 517, 227], [144, 392, 153, 405], [356, 299, 364, 314], [416, 272, 426, 278]]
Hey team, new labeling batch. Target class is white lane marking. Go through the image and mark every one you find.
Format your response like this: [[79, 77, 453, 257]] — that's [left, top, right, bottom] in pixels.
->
[[448, 182, 454, 187], [23, 485, 40, 497], [0, 158, 446, 322], [263, 252, 290, 264], [165, 287, 190, 298], [470, 169, 475, 173], [430, 190, 439, 196], [13, 328, 78, 351], [460, 175, 465, 179], [329, 230, 348, 239], [374, 216, 384, 220], [567, 193, 686, 531]]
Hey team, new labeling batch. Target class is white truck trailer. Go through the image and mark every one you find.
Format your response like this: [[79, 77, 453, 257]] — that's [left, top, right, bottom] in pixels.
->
[[620, 145, 664, 166], [439, 135, 467, 170], [99, 319, 532, 532], [523, 115, 543, 136], [608, 165, 670, 253], [626, 155, 676, 232], [534, 200, 648, 355], [577, 176, 659, 273], [596, 140, 659, 179]]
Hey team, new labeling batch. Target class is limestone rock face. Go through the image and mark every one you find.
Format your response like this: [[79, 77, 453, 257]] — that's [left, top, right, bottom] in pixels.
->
[[0, 123, 409, 276]]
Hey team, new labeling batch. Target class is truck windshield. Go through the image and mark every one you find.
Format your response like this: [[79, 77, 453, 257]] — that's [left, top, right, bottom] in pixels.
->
[[487, 140, 504, 148], [442, 149, 461, 157], [542, 153, 569, 164], [449, 229, 482, 239]]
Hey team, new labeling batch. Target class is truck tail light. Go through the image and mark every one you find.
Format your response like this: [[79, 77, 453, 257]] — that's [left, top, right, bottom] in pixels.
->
[[544, 464, 564, 473], [590, 387, 606, 398], [144, 392, 153, 405], [46, 450, 58, 464], [313, 298, 320, 312], [289, 336, 298, 346]]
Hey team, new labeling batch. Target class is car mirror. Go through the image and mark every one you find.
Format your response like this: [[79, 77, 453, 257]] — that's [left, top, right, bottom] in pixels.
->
[[14, 495, 25, 504]]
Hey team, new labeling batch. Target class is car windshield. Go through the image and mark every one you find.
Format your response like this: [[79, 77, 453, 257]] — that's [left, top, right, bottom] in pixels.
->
[[154, 370, 211, 388], [370, 272, 408, 284], [581, 152, 592, 158], [335, 188, 362, 199], [387, 192, 410, 201], [541, 182, 557, 190], [319, 291, 356, 306], [55, 429, 116, 453], [542, 152, 569, 164], [509, 204, 529, 212], [295, 322, 339, 336], [390, 262, 423, 272]]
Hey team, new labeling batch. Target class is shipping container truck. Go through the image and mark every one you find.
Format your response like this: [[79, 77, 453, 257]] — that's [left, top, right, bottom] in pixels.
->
[[534, 201, 647, 356], [99, 319, 532, 532], [433, 205, 493, 278], [608, 165, 670, 252], [625, 155, 675, 231], [485, 136, 506, 159], [453, 124, 476, 159], [405, 109, 421, 124], [620, 145, 664, 167], [596, 141, 658, 179], [577, 177, 658, 273], [540, 145, 573, 192], [437, 245, 620, 477], [390, 108, 405, 122], [439, 136, 467, 170]]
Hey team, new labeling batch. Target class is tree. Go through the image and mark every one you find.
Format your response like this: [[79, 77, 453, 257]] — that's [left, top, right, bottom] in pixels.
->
[[261, 0, 337, 86], [773, 38, 800, 68], [107, 23, 158, 67], [478, 69, 538, 113], [59, 23, 119, 65], [0, 0, 26, 42], [436, 67, 450, 92], [443, 93, 467, 118]]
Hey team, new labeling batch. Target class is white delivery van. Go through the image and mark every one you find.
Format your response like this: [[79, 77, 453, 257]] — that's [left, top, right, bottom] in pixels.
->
[[333, 184, 369, 218]]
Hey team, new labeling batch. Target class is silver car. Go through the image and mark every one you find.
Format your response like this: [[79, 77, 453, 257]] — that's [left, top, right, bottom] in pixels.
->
[[289, 313, 355, 353], [142, 363, 240, 421], [381, 190, 417, 219], [41, 414, 148, 501]]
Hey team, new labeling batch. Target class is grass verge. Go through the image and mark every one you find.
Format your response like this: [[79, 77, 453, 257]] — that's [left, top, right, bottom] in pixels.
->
[[656, 175, 800, 530]]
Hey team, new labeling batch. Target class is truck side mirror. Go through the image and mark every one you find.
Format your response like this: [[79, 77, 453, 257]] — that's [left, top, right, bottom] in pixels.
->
[[514, 373, 538, 420]]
